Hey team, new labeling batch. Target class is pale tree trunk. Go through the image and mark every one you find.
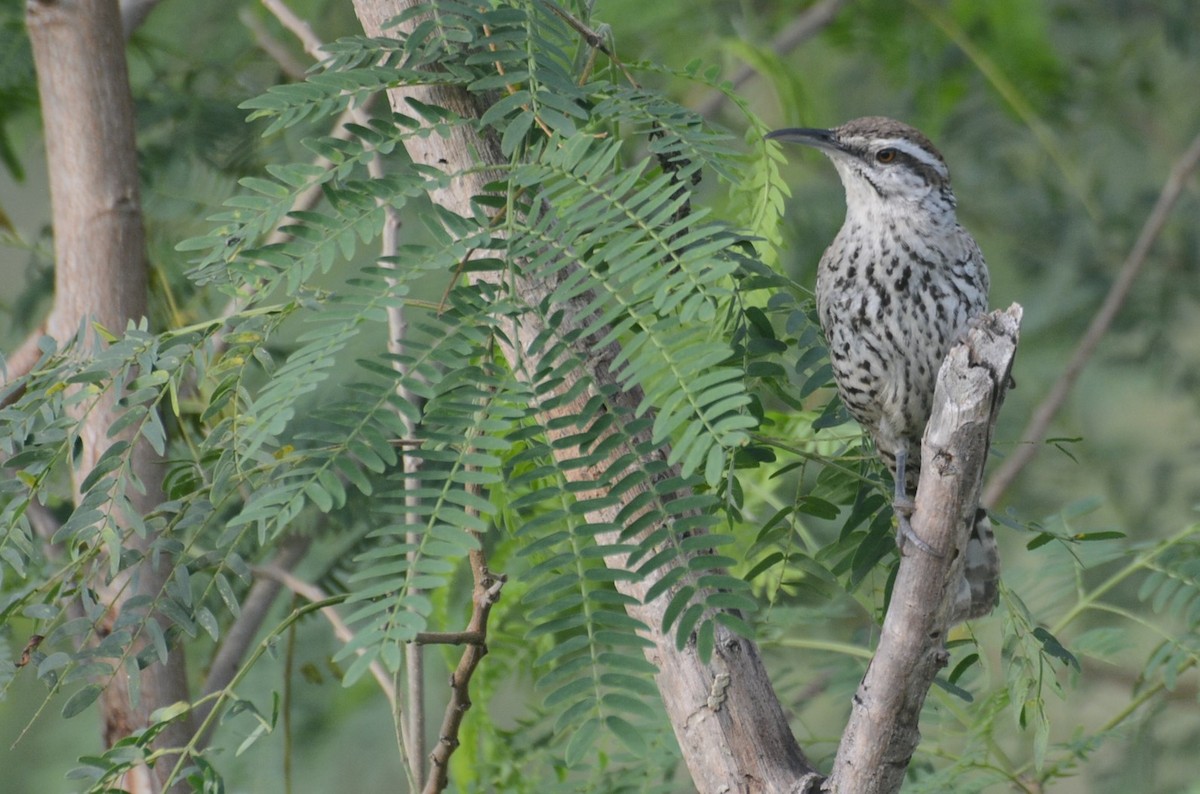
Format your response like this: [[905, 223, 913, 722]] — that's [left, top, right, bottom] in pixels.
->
[[351, 2, 818, 791], [26, 1, 192, 791]]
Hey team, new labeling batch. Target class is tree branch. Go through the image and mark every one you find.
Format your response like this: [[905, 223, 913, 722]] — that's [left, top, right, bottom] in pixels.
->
[[423, 548, 505, 794], [413, 631, 485, 646], [695, 0, 852, 119], [983, 133, 1200, 507], [240, 7, 308, 81], [350, 3, 822, 791], [828, 305, 1021, 794], [261, 0, 329, 61]]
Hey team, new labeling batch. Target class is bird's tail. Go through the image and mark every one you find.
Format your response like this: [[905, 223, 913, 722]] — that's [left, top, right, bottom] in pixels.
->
[[948, 508, 1000, 625]]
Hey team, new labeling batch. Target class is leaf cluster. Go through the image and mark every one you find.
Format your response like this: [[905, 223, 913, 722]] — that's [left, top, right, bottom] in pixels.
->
[[1, 1, 815, 784]]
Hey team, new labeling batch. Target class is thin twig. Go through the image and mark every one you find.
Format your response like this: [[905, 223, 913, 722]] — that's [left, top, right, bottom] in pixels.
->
[[252, 563, 399, 708], [240, 7, 308, 80], [197, 534, 312, 747], [695, 0, 851, 118], [542, 3, 640, 89], [413, 631, 485, 646], [261, 0, 327, 61], [422, 546, 505, 794], [483, 23, 554, 138], [983, 130, 1200, 507]]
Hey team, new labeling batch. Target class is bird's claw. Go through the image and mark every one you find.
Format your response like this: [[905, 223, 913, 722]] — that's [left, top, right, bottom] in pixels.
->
[[894, 498, 943, 557], [891, 447, 942, 556]]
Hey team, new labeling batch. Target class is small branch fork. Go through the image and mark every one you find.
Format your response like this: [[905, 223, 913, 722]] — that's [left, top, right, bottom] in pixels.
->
[[227, 5, 504, 791], [826, 305, 1022, 794], [422, 546, 506, 794]]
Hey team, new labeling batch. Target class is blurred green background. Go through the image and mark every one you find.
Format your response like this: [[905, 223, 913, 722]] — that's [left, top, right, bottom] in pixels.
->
[[2, 0, 1199, 791]]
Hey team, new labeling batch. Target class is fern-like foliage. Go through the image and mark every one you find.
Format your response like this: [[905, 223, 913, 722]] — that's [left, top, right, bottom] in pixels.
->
[[1133, 530, 1200, 689], [1, 1, 799, 783], [7, 2, 1199, 793]]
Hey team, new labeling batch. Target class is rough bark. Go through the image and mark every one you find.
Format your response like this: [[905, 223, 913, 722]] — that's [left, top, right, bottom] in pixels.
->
[[351, 2, 820, 791], [26, 1, 192, 791], [825, 305, 1022, 794]]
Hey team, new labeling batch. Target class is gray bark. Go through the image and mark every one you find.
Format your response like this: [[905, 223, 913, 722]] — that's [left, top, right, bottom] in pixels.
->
[[26, 1, 193, 791], [826, 305, 1022, 794]]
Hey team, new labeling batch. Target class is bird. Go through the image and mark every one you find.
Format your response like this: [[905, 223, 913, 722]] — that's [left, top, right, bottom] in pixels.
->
[[766, 116, 999, 622]]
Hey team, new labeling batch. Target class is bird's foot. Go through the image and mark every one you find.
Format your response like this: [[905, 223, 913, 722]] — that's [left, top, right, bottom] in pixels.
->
[[894, 496, 943, 557], [892, 446, 942, 556]]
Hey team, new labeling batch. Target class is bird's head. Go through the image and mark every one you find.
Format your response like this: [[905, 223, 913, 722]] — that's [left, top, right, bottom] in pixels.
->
[[767, 116, 956, 217]]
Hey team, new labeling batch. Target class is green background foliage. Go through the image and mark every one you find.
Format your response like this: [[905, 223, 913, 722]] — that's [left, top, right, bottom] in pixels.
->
[[2, 1, 1199, 792]]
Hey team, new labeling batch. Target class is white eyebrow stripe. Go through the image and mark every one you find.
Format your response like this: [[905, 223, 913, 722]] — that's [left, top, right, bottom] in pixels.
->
[[878, 138, 949, 179]]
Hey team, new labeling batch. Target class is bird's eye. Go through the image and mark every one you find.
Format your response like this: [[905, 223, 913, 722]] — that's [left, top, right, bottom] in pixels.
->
[[876, 148, 898, 164]]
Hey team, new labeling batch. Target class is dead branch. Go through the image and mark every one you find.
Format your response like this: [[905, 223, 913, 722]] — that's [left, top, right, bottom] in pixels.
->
[[827, 305, 1021, 794]]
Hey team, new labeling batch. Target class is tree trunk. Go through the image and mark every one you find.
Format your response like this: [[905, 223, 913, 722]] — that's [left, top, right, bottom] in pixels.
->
[[26, 1, 192, 791], [350, 3, 820, 791]]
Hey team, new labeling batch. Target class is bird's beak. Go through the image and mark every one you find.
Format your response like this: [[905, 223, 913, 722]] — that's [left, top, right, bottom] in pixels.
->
[[764, 127, 839, 153]]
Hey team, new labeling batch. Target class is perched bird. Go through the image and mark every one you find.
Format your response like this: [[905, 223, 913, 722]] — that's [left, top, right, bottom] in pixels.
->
[[767, 116, 998, 622]]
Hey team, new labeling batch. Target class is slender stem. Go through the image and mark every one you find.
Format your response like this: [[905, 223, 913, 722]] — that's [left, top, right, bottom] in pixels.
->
[[283, 597, 297, 794], [770, 637, 875, 660], [1050, 522, 1199, 635], [162, 597, 344, 788], [984, 129, 1200, 506], [696, 0, 851, 118], [1099, 660, 1195, 733], [197, 534, 312, 747]]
